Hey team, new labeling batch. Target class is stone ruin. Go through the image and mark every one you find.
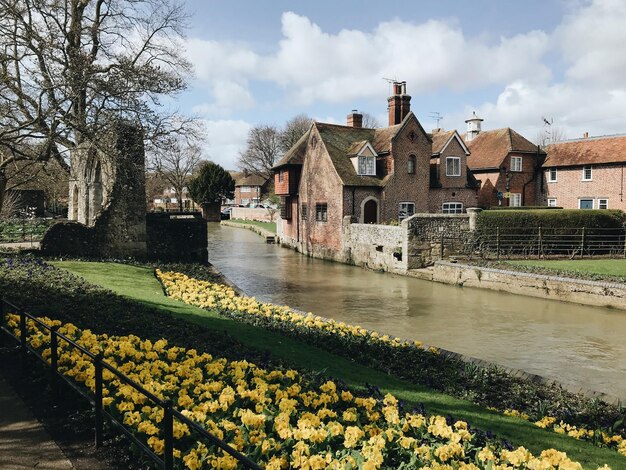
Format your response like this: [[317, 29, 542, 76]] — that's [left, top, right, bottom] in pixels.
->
[[41, 122, 208, 262], [42, 122, 148, 258]]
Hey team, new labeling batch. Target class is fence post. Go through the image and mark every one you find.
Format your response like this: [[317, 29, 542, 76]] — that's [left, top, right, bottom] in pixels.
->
[[163, 400, 174, 470], [538, 226, 543, 258], [581, 227, 586, 258], [19, 310, 27, 351], [94, 352, 104, 447], [50, 326, 59, 396], [496, 227, 500, 260]]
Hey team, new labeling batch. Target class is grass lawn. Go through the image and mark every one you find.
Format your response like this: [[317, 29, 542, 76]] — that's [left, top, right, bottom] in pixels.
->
[[53, 260, 625, 468], [227, 218, 276, 233], [507, 259, 626, 279]]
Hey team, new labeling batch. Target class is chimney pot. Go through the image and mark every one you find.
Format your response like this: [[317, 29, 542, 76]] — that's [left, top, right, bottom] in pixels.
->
[[583, 132, 589, 138]]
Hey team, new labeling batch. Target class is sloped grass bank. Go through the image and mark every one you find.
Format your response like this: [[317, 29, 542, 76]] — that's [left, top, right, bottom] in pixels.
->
[[42, 260, 626, 468]]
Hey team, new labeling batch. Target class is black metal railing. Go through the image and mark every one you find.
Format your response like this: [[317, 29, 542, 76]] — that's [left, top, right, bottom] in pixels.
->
[[0, 298, 261, 470]]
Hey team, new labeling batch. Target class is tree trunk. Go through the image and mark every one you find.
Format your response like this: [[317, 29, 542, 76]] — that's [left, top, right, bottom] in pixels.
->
[[0, 171, 7, 217], [201, 203, 220, 222]]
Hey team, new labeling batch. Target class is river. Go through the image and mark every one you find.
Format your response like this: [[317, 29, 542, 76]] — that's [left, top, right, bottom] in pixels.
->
[[208, 223, 626, 400]]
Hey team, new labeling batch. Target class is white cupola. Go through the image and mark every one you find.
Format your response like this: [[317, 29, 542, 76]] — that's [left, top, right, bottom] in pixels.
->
[[465, 111, 483, 142]]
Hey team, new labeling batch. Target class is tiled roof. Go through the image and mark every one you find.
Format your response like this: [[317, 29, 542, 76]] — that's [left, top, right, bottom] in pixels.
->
[[273, 127, 311, 168], [467, 128, 540, 170], [544, 134, 626, 167], [235, 173, 267, 186], [429, 130, 456, 154], [315, 123, 383, 186]]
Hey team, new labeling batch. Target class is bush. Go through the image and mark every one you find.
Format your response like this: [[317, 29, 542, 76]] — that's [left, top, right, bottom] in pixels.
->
[[477, 209, 626, 231]]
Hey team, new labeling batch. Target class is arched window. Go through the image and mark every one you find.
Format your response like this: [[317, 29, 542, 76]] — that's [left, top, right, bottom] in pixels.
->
[[407, 155, 416, 174]]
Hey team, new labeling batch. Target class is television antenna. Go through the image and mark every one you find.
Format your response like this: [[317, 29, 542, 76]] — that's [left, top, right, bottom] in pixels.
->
[[429, 111, 443, 128]]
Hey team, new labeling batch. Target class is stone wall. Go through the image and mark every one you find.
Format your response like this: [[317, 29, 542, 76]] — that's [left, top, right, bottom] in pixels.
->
[[405, 213, 471, 267], [431, 261, 626, 311], [231, 207, 277, 222], [42, 123, 147, 259], [146, 213, 207, 263], [342, 218, 405, 272]]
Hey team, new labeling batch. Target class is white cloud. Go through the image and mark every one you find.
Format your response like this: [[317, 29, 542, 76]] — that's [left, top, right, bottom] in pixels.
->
[[185, 12, 550, 113], [455, 0, 626, 142], [200, 119, 252, 170]]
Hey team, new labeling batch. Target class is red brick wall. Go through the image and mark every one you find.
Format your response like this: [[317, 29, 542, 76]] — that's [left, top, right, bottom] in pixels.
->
[[475, 153, 541, 208], [381, 117, 431, 221], [298, 127, 345, 252], [428, 188, 478, 213], [541, 164, 626, 210], [274, 168, 301, 196], [342, 187, 382, 222]]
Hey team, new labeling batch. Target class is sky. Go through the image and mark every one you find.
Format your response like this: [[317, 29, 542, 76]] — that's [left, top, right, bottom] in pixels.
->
[[176, 0, 626, 170]]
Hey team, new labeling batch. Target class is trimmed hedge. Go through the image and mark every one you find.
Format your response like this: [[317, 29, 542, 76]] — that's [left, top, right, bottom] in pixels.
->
[[477, 209, 626, 231], [484, 206, 563, 211]]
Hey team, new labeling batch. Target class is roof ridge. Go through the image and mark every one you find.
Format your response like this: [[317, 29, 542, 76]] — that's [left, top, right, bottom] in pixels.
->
[[549, 133, 626, 145]]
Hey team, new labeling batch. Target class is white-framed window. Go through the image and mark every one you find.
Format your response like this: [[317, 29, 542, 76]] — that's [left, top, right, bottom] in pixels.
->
[[548, 168, 557, 182], [579, 198, 593, 209], [240, 185, 251, 192], [511, 156, 523, 172], [241, 198, 250, 205], [442, 202, 463, 214], [509, 193, 522, 207], [598, 198, 608, 209], [278, 171, 284, 182], [358, 156, 376, 176], [582, 166, 592, 181], [446, 157, 461, 176], [547, 198, 557, 207], [399, 202, 415, 220]]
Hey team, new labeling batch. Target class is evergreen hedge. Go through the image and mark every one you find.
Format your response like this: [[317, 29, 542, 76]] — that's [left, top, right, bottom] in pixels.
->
[[477, 209, 626, 231]]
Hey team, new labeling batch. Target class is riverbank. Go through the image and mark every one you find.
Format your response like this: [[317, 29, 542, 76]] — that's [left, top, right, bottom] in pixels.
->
[[407, 261, 626, 312], [220, 220, 276, 243]]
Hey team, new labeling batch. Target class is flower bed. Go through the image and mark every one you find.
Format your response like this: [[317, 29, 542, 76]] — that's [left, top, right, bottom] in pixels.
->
[[156, 270, 626, 458], [5, 313, 602, 470]]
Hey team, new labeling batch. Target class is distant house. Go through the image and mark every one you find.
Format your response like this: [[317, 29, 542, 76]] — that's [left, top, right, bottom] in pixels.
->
[[233, 172, 269, 207], [541, 134, 626, 210], [465, 114, 545, 208], [273, 81, 478, 259], [152, 187, 197, 211]]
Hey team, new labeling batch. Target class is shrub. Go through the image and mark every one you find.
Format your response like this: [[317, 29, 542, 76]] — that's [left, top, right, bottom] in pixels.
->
[[477, 209, 626, 231]]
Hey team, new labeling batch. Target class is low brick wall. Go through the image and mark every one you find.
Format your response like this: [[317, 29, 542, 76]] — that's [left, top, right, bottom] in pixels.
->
[[231, 207, 276, 222], [343, 221, 404, 272], [432, 261, 626, 310]]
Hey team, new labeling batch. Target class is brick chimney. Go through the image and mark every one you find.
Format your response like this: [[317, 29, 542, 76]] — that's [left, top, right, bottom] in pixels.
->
[[387, 81, 411, 126], [347, 110, 363, 128]]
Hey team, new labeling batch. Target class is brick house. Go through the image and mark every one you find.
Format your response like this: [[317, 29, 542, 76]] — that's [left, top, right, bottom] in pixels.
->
[[465, 114, 546, 208], [541, 134, 626, 210], [233, 172, 268, 206], [273, 82, 478, 259]]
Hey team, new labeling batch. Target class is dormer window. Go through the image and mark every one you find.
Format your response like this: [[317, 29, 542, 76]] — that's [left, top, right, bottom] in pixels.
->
[[358, 156, 376, 175], [351, 142, 378, 176]]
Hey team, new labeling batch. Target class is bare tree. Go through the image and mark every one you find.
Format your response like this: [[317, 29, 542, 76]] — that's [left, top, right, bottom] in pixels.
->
[[280, 114, 313, 152], [151, 139, 202, 211], [238, 125, 281, 180], [361, 112, 382, 128], [0, 0, 196, 210]]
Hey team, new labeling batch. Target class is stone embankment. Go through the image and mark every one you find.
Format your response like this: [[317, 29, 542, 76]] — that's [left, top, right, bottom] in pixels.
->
[[409, 261, 626, 311], [220, 221, 276, 244]]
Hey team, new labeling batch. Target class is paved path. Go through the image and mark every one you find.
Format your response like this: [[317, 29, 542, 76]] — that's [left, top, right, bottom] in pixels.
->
[[0, 374, 73, 469]]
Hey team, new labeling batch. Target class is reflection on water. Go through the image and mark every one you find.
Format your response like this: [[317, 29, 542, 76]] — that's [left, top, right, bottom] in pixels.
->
[[208, 223, 626, 399]]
